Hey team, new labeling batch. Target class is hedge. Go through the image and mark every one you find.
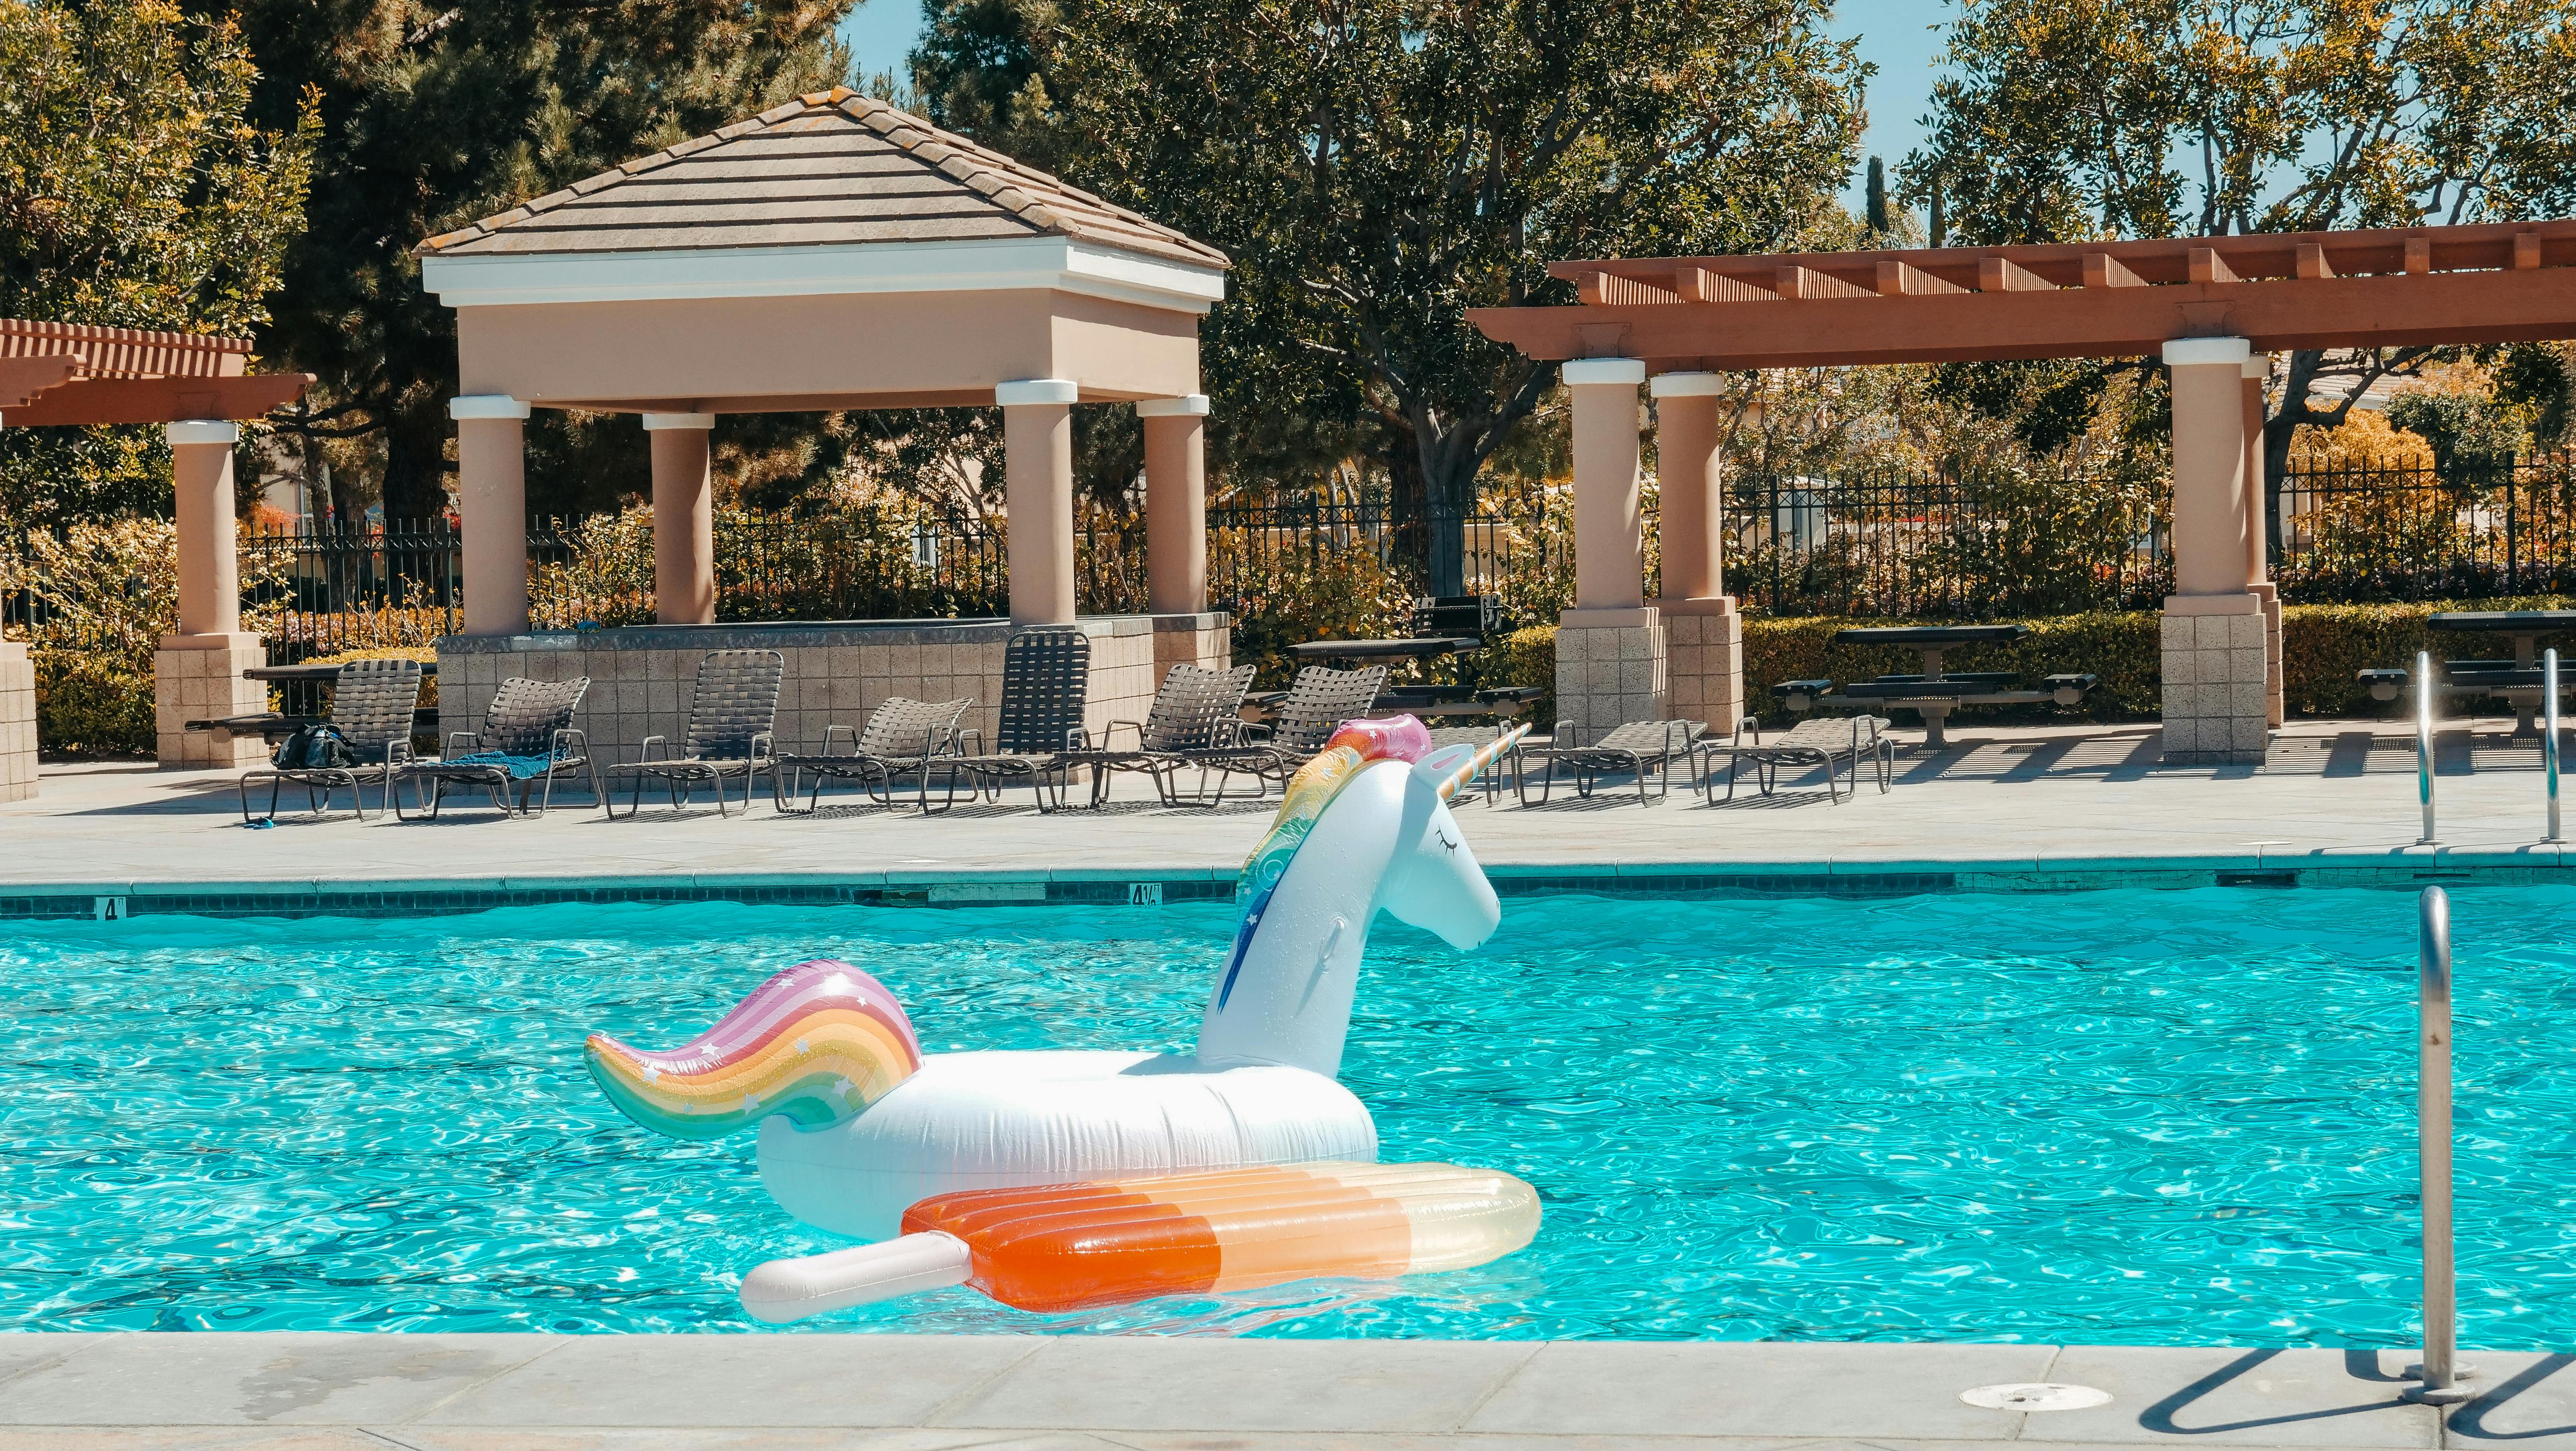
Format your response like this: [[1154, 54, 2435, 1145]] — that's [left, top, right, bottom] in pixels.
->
[[1496, 595, 2576, 729], [33, 652, 156, 757]]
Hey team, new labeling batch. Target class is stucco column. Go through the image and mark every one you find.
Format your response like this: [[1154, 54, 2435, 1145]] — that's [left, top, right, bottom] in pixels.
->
[[1646, 372, 1742, 731], [452, 395, 531, 637], [2243, 356, 2284, 726], [1556, 358, 1665, 735], [2160, 338, 2266, 765], [156, 420, 266, 769], [644, 412, 716, 625], [169, 421, 242, 637], [999, 379, 1078, 626], [1137, 395, 1208, 616]]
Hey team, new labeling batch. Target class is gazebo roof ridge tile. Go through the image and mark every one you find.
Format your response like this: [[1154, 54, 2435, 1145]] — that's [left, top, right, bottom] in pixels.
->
[[415, 87, 1228, 271]]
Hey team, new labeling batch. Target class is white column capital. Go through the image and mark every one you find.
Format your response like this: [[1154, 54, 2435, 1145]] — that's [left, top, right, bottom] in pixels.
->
[[996, 378, 1081, 407], [1648, 371, 1728, 399], [1562, 357, 1647, 386], [2162, 337, 2251, 367], [164, 420, 239, 446], [449, 394, 532, 421], [642, 411, 716, 431], [1134, 394, 1210, 417]]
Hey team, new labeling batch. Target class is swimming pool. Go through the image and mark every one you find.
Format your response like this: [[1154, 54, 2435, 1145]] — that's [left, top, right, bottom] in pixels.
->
[[6, 885, 2572, 1343]]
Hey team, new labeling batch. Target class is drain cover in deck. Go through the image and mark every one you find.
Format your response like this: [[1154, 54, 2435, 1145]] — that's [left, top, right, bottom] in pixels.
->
[[1960, 1382, 2112, 1411]]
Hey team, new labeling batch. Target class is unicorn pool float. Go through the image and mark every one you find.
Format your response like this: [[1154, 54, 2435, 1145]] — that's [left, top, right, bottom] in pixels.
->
[[584, 716, 1541, 1321]]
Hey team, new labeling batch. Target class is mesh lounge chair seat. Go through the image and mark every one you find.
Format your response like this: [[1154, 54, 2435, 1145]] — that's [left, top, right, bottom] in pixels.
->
[[1516, 719, 1702, 806], [1192, 664, 1389, 802], [771, 696, 973, 814], [1086, 662, 1257, 806], [1701, 714, 1893, 804], [238, 658, 425, 823], [395, 675, 598, 818], [602, 649, 784, 819], [950, 629, 1092, 813]]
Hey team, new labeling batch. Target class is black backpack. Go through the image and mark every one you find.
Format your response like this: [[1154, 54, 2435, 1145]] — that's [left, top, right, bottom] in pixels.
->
[[271, 724, 357, 770]]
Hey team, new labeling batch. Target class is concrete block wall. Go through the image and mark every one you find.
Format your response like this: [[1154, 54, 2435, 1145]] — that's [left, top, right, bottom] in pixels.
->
[[2160, 607, 2271, 765], [440, 617, 1167, 770], [1661, 604, 1744, 735], [1151, 612, 1232, 679], [154, 634, 269, 769], [0, 640, 34, 802], [1552, 615, 1669, 737]]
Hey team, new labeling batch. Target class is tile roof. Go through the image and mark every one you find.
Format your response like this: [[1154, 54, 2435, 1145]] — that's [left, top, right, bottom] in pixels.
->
[[416, 89, 1228, 271]]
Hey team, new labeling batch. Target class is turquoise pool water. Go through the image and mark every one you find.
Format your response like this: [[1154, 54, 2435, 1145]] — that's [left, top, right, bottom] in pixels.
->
[[6, 886, 2574, 1343]]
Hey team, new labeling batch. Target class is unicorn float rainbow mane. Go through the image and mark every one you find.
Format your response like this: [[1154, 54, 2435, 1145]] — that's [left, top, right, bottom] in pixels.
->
[[582, 714, 1527, 1248]]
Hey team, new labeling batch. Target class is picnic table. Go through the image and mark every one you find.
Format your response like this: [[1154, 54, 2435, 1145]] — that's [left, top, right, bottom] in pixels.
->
[[1775, 623, 2097, 749], [1286, 637, 1484, 666], [1281, 635, 1537, 720], [2358, 611, 2576, 734], [184, 659, 440, 743]]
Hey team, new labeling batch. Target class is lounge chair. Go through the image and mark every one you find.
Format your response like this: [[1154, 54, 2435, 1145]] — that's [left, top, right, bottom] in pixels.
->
[[601, 649, 784, 819], [1087, 662, 1257, 806], [395, 675, 599, 818], [1193, 664, 1389, 802], [949, 629, 1092, 813], [237, 658, 424, 823], [1515, 719, 1701, 806], [770, 696, 973, 814], [1701, 714, 1894, 804]]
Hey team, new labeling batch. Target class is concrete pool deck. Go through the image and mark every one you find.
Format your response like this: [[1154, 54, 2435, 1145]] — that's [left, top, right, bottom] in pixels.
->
[[3, 721, 2574, 901], [6, 1333, 2576, 1449]]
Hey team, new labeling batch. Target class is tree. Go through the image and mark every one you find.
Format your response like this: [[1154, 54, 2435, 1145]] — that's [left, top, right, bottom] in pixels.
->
[[1902, 0, 2576, 512], [920, 0, 1863, 591], [0, 0, 316, 528], [193, 0, 860, 529]]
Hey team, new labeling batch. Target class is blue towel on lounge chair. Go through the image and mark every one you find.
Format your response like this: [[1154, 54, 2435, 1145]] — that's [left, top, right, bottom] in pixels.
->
[[441, 751, 557, 780]]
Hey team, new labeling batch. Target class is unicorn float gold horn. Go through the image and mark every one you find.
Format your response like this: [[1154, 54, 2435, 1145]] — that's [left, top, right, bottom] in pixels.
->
[[581, 715, 1541, 1324]]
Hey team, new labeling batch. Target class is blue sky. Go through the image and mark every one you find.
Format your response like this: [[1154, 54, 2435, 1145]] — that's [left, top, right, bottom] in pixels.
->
[[836, 0, 1947, 213]]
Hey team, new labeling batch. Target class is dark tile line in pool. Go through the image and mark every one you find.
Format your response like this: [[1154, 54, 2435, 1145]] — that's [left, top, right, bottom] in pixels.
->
[[4, 863, 2571, 920]]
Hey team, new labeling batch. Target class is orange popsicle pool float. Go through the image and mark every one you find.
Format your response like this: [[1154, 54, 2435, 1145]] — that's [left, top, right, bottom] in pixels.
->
[[738, 1160, 1540, 1321]]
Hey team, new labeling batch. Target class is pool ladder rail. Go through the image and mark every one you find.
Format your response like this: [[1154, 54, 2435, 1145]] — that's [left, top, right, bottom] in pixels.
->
[[2406, 885, 2475, 1404], [2415, 646, 2567, 844]]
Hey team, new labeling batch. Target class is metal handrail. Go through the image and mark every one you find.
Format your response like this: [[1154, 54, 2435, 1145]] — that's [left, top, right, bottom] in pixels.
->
[[2548, 649, 2563, 844], [2407, 886, 2475, 1404], [2417, 650, 2438, 844]]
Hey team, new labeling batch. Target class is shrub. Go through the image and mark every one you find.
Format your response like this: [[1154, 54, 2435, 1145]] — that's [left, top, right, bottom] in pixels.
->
[[34, 653, 155, 756], [1501, 624, 1559, 729]]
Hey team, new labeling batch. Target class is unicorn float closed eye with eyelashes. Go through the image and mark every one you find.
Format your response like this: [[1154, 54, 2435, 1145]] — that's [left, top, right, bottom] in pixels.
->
[[583, 716, 1540, 1322]]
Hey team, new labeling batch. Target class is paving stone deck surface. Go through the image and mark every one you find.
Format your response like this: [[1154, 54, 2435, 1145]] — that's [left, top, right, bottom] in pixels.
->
[[0, 721, 2568, 891], [5, 1333, 2576, 1449]]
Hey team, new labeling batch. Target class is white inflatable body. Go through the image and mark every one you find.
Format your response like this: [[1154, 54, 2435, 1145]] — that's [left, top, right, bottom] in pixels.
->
[[586, 719, 1519, 1243], [758, 1050, 1377, 1239]]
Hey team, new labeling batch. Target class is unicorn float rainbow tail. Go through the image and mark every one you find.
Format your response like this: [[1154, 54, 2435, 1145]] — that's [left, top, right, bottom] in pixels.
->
[[584, 959, 923, 1141]]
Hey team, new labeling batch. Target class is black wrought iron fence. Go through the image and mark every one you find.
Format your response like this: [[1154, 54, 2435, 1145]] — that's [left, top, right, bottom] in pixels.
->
[[2274, 453, 2576, 601], [240, 521, 463, 663]]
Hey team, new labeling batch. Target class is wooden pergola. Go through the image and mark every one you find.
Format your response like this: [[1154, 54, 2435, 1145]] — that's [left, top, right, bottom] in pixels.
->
[[1466, 220, 2576, 763], [0, 318, 312, 774]]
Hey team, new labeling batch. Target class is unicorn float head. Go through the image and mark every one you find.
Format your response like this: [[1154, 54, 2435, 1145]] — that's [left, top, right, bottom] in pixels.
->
[[584, 718, 1524, 1243]]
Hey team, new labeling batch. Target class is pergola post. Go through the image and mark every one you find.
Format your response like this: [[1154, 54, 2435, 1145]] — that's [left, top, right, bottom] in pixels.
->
[[452, 395, 532, 637], [1648, 371, 1744, 734], [156, 420, 266, 769], [2160, 338, 2268, 765], [1556, 358, 1666, 738], [644, 412, 717, 625], [1137, 393, 1226, 674], [2244, 356, 2284, 726], [998, 379, 1079, 626]]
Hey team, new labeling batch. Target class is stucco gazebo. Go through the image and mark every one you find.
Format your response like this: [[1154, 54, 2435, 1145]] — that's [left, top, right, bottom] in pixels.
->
[[414, 88, 1232, 761]]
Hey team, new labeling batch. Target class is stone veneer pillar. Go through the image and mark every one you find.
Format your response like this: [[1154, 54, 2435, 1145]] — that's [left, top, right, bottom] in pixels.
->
[[644, 412, 717, 625], [1648, 371, 1744, 732], [2243, 356, 2285, 727], [0, 638, 34, 801], [2160, 338, 2269, 765], [999, 379, 1079, 626], [1555, 358, 1666, 736], [156, 420, 267, 768], [453, 395, 532, 636]]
